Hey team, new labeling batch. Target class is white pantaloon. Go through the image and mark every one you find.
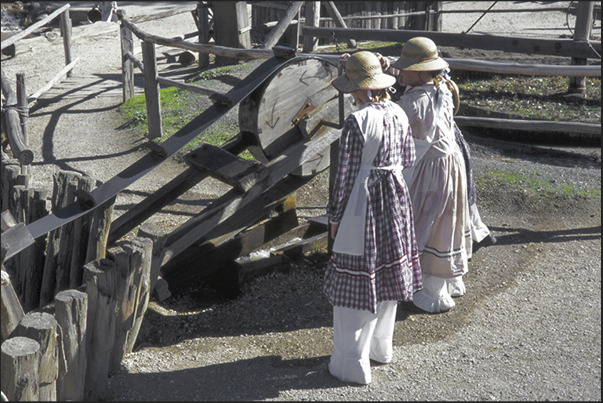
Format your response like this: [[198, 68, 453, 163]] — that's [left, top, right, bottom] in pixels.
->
[[328, 301, 398, 385], [470, 203, 491, 243]]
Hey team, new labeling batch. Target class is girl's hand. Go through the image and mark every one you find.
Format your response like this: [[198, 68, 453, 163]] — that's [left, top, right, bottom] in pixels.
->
[[330, 222, 340, 240]]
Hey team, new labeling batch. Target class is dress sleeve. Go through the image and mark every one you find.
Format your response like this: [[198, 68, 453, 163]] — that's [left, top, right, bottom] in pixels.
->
[[327, 114, 364, 224]]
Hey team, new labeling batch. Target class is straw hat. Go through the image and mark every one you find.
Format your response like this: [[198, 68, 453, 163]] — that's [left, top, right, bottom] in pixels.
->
[[392, 37, 449, 71], [332, 51, 396, 93]]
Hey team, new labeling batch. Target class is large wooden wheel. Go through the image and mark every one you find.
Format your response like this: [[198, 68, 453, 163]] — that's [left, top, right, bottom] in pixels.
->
[[239, 57, 353, 176]]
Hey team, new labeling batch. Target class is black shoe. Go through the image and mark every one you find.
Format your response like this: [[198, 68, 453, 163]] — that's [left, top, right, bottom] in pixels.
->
[[473, 234, 497, 253]]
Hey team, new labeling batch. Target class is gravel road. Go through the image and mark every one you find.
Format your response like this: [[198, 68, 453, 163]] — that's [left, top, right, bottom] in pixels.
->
[[1, 2, 600, 401]]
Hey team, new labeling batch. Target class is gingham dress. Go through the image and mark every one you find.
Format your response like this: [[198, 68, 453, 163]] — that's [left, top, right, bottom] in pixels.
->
[[324, 100, 423, 314]]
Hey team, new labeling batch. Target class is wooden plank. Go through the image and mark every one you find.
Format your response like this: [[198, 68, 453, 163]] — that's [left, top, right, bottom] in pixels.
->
[[184, 143, 267, 192], [301, 27, 601, 59], [142, 42, 162, 140]]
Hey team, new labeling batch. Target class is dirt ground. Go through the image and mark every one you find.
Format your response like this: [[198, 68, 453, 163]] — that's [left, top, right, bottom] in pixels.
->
[[1, 1, 600, 401]]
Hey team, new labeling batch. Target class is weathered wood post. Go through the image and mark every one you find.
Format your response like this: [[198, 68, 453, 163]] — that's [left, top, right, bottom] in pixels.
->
[[212, 1, 252, 65], [120, 20, 135, 102], [85, 195, 117, 264], [324, 1, 357, 49], [569, 1, 594, 94], [15, 73, 29, 146], [303, 1, 321, 53], [1, 270, 25, 343], [59, 7, 73, 77], [0, 70, 34, 165], [261, 1, 304, 49], [1, 336, 41, 401], [39, 171, 96, 306], [106, 237, 152, 375], [197, 1, 211, 69], [136, 223, 170, 299], [83, 258, 117, 401], [54, 289, 87, 401], [141, 41, 162, 140], [15, 312, 60, 401]]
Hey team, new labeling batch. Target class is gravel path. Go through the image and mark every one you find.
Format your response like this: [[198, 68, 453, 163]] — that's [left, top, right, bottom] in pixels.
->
[[2, 2, 600, 401]]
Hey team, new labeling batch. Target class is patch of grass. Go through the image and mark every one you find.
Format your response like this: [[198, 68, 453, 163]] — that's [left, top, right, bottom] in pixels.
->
[[477, 169, 601, 201], [456, 75, 601, 123]]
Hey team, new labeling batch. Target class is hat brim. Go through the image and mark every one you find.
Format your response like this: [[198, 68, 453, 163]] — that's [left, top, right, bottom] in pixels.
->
[[332, 74, 396, 93], [392, 57, 449, 71]]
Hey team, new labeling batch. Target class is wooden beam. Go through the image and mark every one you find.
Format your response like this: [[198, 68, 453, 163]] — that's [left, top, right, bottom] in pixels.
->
[[121, 18, 273, 60], [454, 116, 601, 135], [324, 1, 356, 49], [447, 59, 601, 77], [261, 1, 304, 49], [301, 27, 601, 59]]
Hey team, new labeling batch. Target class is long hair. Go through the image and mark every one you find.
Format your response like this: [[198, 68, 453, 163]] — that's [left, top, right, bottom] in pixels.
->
[[368, 88, 391, 102]]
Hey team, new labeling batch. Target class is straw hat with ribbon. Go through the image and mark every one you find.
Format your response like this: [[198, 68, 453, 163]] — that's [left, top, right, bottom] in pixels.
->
[[392, 37, 449, 71], [332, 51, 396, 93]]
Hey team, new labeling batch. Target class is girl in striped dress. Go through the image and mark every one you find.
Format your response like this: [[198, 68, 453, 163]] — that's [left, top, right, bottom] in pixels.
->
[[324, 51, 422, 385]]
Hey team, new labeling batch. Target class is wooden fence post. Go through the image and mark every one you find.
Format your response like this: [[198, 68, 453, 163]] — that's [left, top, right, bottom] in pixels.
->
[[15, 312, 59, 401], [1, 336, 40, 401], [54, 289, 87, 402], [15, 73, 29, 146], [569, 1, 594, 94], [197, 1, 211, 69], [303, 1, 321, 53], [141, 41, 162, 140], [60, 8, 73, 77], [85, 195, 116, 264], [105, 238, 152, 375], [261, 1, 304, 49], [1, 270, 25, 343], [120, 21, 135, 102], [83, 258, 117, 401]]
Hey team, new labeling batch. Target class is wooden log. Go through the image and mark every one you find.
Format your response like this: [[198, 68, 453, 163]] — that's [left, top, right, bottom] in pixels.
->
[[142, 41, 162, 140], [83, 258, 117, 401], [261, 1, 304, 49], [15, 312, 59, 401], [106, 240, 148, 375], [212, 1, 251, 64], [60, 8, 73, 76], [0, 70, 34, 165], [54, 289, 87, 402], [122, 237, 153, 355], [303, 1, 321, 53], [1, 270, 25, 343], [324, 1, 356, 49], [454, 116, 601, 135], [197, 1, 211, 69], [84, 195, 116, 265], [27, 57, 80, 108], [15, 74, 28, 146], [447, 59, 601, 77], [122, 18, 273, 60], [301, 27, 601, 59], [136, 223, 169, 298], [20, 190, 48, 312], [120, 20, 135, 102], [569, 1, 595, 93], [0, 336, 40, 401]]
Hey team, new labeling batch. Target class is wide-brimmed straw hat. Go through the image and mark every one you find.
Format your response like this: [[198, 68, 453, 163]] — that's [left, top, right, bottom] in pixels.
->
[[392, 37, 449, 71], [332, 51, 396, 93]]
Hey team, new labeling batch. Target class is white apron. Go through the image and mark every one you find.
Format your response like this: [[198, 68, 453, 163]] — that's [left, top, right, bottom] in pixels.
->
[[333, 107, 399, 256]]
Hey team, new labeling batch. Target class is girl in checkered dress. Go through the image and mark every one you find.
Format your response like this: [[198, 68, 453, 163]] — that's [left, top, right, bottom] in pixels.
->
[[324, 51, 422, 385]]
